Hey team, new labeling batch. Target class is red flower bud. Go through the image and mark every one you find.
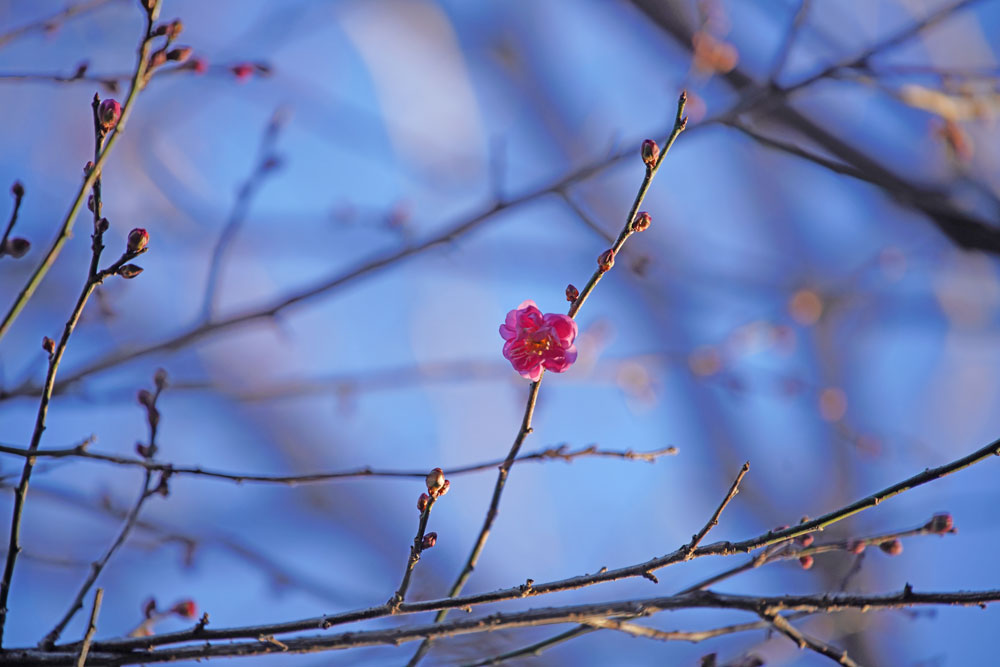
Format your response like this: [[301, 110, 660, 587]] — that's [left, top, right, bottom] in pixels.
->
[[232, 63, 254, 82], [3, 237, 30, 258], [797, 534, 814, 548], [879, 539, 903, 556], [926, 513, 954, 535], [192, 58, 208, 75], [421, 532, 437, 550], [96, 217, 109, 234], [565, 284, 579, 302], [640, 139, 659, 167], [632, 211, 651, 233], [170, 599, 197, 619], [798, 555, 814, 570], [417, 493, 429, 512], [98, 98, 121, 132], [42, 336, 55, 355], [149, 49, 168, 69], [127, 228, 149, 253], [166, 20, 183, 40], [437, 479, 450, 497], [847, 540, 866, 555], [137, 389, 154, 407], [597, 248, 615, 273]]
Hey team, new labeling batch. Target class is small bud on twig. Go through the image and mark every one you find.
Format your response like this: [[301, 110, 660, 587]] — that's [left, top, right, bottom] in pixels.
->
[[879, 539, 903, 556], [798, 555, 814, 570], [2, 238, 30, 258], [417, 493, 429, 513], [170, 599, 196, 619], [11, 181, 24, 198], [640, 139, 659, 167], [796, 534, 814, 548], [565, 284, 579, 302], [232, 63, 254, 82], [137, 389, 154, 407], [847, 540, 866, 555], [425, 468, 445, 496], [127, 228, 149, 253], [926, 513, 954, 535], [597, 248, 615, 273], [167, 47, 192, 64], [632, 211, 651, 233], [421, 532, 437, 550], [96, 218, 110, 234], [42, 336, 55, 355], [119, 264, 144, 279], [154, 368, 169, 391], [98, 98, 122, 132]]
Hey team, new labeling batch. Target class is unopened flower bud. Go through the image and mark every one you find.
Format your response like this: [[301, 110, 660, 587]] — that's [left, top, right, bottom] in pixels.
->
[[632, 211, 651, 233], [879, 539, 903, 556], [421, 532, 437, 550], [98, 98, 121, 132], [84, 161, 94, 177], [425, 467, 445, 495], [926, 513, 954, 535], [166, 20, 183, 40], [87, 195, 95, 212], [565, 284, 579, 302], [11, 181, 24, 198], [191, 57, 208, 75], [3, 237, 30, 258], [96, 217, 109, 234], [417, 493, 429, 512], [597, 248, 615, 272], [797, 534, 814, 548], [119, 264, 144, 279], [127, 227, 149, 253], [167, 47, 192, 63], [137, 389, 154, 406], [232, 63, 254, 82], [142, 597, 157, 619], [798, 555, 814, 570], [135, 442, 152, 458], [170, 599, 196, 619], [149, 49, 168, 69], [847, 540, 866, 555], [437, 479, 450, 497], [154, 368, 169, 390], [640, 139, 659, 167], [42, 336, 55, 355]]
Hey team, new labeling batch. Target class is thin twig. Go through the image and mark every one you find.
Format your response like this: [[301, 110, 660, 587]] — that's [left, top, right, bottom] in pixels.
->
[[405, 89, 690, 667], [761, 609, 860, 667], [0, 85, 150, 646], [390, 493, 439, 610], [52, 435, 999, 653], [76, 589, 104, 667], [0, 182, 25, 259], [0, 442, 678, 486], [26, 588, 1000, 665], [0, 0, 116, 50], [683, 462, 749, 558], [0, 1, 160, 343], [39, 378, 166, 648]]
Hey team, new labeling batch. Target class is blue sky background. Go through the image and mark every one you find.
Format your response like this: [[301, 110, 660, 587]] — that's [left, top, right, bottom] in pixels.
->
[[1, 0, 999, 665]]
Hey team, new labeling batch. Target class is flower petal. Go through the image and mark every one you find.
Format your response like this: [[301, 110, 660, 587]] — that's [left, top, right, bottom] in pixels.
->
[[543, 313, 577, 345]]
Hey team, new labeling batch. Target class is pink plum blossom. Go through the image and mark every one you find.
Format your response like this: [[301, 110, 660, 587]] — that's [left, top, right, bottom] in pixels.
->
[[500, 300, 578, 381]]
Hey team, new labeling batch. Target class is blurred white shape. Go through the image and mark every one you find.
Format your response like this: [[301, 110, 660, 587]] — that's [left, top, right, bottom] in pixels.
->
[[339, 0, 484, 181]]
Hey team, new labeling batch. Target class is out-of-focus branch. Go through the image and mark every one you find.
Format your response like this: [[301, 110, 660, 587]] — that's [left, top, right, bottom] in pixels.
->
[[760, 609, 859, 667], [0, 0, 117, 50], [0, 442, 677, 486], [76, 588, 104, 667], [201, 110, 286, 320]]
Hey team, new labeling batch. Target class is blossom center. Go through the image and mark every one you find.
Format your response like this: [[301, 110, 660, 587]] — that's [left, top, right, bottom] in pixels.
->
[[527, 335, 551, 355]]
